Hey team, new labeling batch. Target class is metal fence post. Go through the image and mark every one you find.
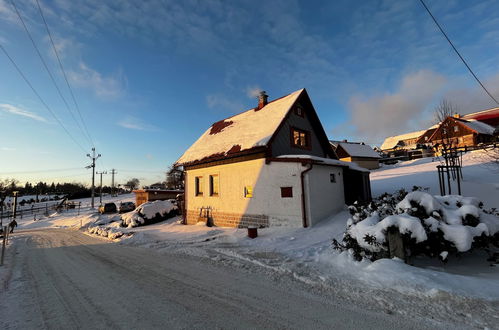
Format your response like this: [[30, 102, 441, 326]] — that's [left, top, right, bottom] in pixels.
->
[[1, 226, 7, 265]]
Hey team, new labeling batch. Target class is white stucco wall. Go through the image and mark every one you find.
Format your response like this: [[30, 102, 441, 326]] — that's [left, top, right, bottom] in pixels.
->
[[186, 158, 304, 227], [304, 164, 345, 226]]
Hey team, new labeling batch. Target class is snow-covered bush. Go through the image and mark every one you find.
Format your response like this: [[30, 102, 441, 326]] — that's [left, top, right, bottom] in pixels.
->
[[87, 225, 125, 240], [333, 187, 499, 262], [121, 200, 178, 228]]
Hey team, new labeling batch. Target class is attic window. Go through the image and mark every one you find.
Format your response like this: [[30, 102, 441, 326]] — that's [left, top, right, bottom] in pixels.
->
[[454, 126, 459, 132], [294, 105, 304, 117], [291, 127, 310, 149]]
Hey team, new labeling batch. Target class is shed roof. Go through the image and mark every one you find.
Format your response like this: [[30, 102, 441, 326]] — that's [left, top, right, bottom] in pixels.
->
[[337, 142, 380, 158], [176, 89, 306, 166]]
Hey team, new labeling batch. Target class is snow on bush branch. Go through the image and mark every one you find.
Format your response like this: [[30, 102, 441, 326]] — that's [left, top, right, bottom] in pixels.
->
[[333, 187, 499, 262], [121, 200, 178, 228]]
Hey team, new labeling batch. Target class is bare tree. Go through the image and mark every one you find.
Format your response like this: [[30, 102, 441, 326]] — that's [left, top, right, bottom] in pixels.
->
[[434, 99, 458, 124]]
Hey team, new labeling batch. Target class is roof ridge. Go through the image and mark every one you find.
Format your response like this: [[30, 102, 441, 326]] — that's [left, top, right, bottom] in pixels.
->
[[208, 88, 305, 127]]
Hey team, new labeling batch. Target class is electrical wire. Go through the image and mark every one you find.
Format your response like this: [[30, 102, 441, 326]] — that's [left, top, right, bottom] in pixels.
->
[[35, 0, 95, 147], [9, 0, 93, 148], [0, 44, 87, 153], [419, 0, 499, 105]]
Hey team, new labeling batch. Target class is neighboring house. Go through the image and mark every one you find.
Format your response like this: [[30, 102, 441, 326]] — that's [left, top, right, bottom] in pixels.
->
[[380, 130, 427, 154], [427, 116, 498, 149], [462, 107, 499, 128], [330, 140, 380, 169], [175, 89, 371, 228], [144, 182, 166, 190], [133, 189, 184, 207]]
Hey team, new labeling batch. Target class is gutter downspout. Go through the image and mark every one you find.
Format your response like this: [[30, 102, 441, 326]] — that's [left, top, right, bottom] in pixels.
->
[[300, 162, 313, 228]]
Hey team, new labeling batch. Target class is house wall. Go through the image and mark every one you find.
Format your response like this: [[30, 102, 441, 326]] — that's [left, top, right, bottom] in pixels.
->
[[339, 157, 379, 170], [304, 165, 345, 226], [185, 158, 304, 228], [271, 103, 327, 158]]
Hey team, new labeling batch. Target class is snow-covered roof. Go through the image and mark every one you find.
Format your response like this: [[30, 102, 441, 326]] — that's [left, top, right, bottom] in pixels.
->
[[277, 154, 370, 172], [338, 142, 381, 159], [176, 89, 304, 165], [380, 130, 426, 150], [458, 119, 496, 135], [462, 107, 499, 121]]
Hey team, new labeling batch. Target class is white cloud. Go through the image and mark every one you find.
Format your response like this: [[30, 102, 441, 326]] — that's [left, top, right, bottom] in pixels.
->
[[1, 146, 15, 151], [0, 103, 47, 122], [206, 94, 244, 113], [245, 86, 262, 99], [68, 62, 126, 100], [443, 73, 499, 114], [345, 70, 447, 144], [117, 115, 157, 131]]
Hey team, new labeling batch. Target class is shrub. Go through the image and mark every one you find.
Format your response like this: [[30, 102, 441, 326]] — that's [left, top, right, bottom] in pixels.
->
[[333, 187, 499, 262]]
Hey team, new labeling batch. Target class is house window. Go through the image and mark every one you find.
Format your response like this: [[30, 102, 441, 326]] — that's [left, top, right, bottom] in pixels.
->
[[195, 176, 204, 196], [294, 105, 304, 117], [209, 175, 219, 196], [454, 126, 459, 132], [424, 136, 428, 141], [330, 173, 336, 183], [244, 186, 253, 198], [281, 187, 293, 198], [291, 128, 310, 149]]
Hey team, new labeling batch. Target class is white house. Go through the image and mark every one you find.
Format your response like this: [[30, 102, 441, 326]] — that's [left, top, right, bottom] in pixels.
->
[[175, 89, 371, 228]]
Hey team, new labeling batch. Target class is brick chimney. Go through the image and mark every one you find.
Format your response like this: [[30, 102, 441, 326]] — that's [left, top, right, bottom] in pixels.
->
[[257, 91, 268, 110]]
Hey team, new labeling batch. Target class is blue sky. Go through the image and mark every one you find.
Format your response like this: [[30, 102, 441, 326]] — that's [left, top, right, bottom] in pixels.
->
[[1, 0, 499, 186]]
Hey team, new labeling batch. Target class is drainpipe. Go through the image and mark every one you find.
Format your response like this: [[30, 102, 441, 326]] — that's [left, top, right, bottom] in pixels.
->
[[300, 162, 313, 228]]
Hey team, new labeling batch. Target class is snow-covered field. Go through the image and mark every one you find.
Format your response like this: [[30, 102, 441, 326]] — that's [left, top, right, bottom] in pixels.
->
[[2, 150, 499, 328], [371, 150, 499, 208]]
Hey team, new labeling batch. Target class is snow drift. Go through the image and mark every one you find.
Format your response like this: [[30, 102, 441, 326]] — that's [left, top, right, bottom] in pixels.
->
[[121, 200, 178, 228]]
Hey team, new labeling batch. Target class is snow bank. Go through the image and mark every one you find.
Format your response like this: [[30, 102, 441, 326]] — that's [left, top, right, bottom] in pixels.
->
[[346, 191, 499, 254], [121, 200, 177, 228], [348, 213, 427, 252]]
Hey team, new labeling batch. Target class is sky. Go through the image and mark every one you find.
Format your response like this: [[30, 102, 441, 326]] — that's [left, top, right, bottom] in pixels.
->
[[1, 0, 499, 187]]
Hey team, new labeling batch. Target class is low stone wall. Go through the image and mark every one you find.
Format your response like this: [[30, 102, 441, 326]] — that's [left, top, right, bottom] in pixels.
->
[[185, 209, 269, 228]]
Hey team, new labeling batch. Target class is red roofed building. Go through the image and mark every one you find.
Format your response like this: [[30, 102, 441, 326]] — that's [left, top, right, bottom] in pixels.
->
[[175, 89, 371, 228]]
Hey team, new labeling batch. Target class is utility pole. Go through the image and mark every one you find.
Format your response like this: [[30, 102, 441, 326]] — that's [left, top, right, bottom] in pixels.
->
[[86, 148, 101, 209], [110, 169, 117, 197], [96, 171, 107, 205]]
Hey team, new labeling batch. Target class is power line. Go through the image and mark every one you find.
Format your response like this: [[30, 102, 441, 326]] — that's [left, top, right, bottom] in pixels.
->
[[419, 0, 499, 105], [0, 44, 87, 153], [9, 0, 93, 148], [35, 0, 95, 147]]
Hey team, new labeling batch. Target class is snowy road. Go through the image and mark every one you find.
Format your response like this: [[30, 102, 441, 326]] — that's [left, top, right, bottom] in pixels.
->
[[1, 229, 445, 329]]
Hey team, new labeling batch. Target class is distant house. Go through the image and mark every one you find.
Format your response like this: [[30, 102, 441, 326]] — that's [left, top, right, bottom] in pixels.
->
[[462, 107, 499, 128], [330, 141, 380, 169], [380, 130, 427, 154], [133, 189, 184, 207], [427, 116, 498, 149], [175, 89, 371, 228], [144, 182, 166, 190]]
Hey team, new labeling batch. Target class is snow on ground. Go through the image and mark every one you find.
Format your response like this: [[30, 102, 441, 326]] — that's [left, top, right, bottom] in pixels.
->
[[371, 150, 499, 208], [4, 153, 499, 327]]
